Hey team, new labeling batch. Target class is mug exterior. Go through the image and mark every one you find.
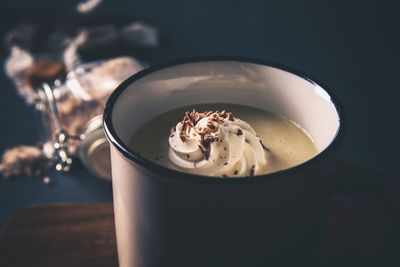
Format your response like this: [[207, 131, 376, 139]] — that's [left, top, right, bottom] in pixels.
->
[[104, 56, 343, 267]]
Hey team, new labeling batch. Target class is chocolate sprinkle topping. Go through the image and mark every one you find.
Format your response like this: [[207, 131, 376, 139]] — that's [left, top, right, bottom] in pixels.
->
[[176, 110, 237, 160]]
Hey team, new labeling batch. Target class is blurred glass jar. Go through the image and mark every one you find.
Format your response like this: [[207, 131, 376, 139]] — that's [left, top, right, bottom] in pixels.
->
[[35, 57, 142, 180]]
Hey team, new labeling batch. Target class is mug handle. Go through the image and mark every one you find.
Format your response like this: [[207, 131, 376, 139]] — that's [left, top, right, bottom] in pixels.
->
[[332, 161, 400, 209]]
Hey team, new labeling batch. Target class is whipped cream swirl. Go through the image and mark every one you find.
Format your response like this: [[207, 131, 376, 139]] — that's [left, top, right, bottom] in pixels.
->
[[168, 110, 270, 177]]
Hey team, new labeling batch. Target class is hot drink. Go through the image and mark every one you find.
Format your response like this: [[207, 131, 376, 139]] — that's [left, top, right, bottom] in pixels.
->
[[130, 103, 318, 177]]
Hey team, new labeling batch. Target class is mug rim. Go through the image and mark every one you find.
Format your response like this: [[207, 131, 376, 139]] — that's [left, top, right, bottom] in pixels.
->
[[103, 56, 345, 185]]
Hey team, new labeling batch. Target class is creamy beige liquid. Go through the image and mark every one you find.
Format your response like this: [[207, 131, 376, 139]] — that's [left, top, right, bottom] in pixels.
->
[[129, 104, 318, 175]]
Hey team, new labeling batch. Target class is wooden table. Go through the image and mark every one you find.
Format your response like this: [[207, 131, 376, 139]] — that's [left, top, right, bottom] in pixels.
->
[[0, 204, 118, 267], [0, 199, 398, 267]]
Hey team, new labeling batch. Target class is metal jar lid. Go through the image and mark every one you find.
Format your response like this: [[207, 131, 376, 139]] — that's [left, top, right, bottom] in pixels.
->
[[79, 115, 112, 180]]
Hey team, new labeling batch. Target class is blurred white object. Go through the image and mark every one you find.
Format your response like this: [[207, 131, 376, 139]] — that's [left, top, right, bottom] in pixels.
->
[[4, 46, 36, 103], [35, 57, 142, 179], [121, 22, 159, 48], [67, 56, 142, 101], [77, 0, 102, 13], [63, 31, 87, 72], [5, 46, 33, 78]]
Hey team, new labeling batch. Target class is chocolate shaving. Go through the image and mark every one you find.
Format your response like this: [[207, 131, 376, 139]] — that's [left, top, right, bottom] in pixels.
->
[[224, 162, 228, 165], [181, 121, 187, 132], [249, 165, 255, 176], [212, 114, 221, 122], [186, 154, 190, 159], [208, 123, 216, 130], [205, 147, 211, 160], [260, 140, 270, 152], [234, 170, 238, 175], [227, 112, 235, 121], [184, 111, 195, 127], [179, 132, 186, 142], [198, 144, 205, 155], [193, 112, 202, 125], [221, 174, 228, 178], [236, 129, 243, 136]]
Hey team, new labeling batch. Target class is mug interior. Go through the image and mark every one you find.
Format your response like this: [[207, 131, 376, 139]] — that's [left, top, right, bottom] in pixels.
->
[[109, 60, 340, 157]]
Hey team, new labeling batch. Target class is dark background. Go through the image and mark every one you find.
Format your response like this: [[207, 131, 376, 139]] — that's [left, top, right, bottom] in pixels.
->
[[0, 0, 399, 232]]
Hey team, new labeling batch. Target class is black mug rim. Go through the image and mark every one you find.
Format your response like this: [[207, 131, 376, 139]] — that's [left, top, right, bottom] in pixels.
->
[[103, 56, 346, 185]]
